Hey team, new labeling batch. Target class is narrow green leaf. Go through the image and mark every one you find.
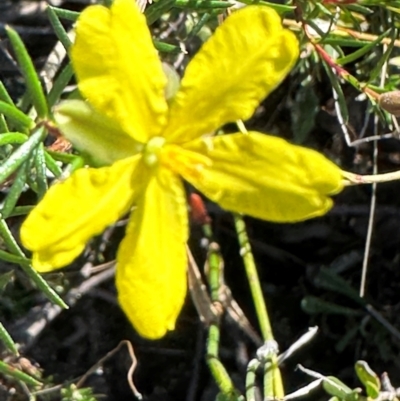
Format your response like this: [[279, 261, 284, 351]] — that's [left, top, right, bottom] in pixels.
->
[[47, 7, 73, 51], [46, 149, 82, 164], [346, 4, 374, 15], [47, 62, 74, 108], [316, 268, 367, 307], [0, 271, 14, 293], [1, 165, 27, 219], [25, 155, 39, 194], [320, 38, 370, 48], [355, 361, 380, 399], [51, 6, 79, 21], [322, 376, 355, 400], [367, 27, 398, 86], [0, 218, 27, 257], [188, 13, 211, 39], [336, 29, 391, 65], [0, 250, 30, 266], [34, 144, 48, 199], [174, 0, 233, 9], [0, 132, 28, 146], [235, 0, 294, 13], [340, 6, 366, 30], [387, 6, 400, 14], [314, 1, 335, 16], [146, 0, 176, 25], [0, 101, 34, 131], [0, 218, 68, 309], [0, 81, 15, 106], [66, 155, 86, 175], [301, 296, 363, 316], [0, 115, 9, 133], [346, 74, 364, 92], [0, 128, 44, 185], [6, 26, 49, 118], [154, 41, 180, 53], [6, 205, 34, 217], [322, 60, 349, 125], [44, 151, 62, 178], [0, 322, 19, 355], [291, 82, 318, 144], [0, 360, 41, 387]]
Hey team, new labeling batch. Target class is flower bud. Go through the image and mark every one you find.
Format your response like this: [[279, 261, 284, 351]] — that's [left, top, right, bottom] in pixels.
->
[[379, 90, 400, 116]]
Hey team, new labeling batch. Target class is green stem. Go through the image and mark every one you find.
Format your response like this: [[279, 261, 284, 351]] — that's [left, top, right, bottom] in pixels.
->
[[233, 213, 271, 340], [207, 325, 234, 393], [207, 243, 222, 302], [233, 213, 284, 398], [206, 242, 239, 399], [264, 357, 283, 399], [246, 359, 259, 401]]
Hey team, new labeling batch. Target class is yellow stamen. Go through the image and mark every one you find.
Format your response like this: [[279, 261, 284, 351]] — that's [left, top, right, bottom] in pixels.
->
[[161, 144, 212, 179]]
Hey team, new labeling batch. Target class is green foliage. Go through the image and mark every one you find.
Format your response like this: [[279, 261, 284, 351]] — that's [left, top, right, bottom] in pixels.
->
[[298, 361, 386, 401], [61, 385, 99, 401], [355, 361, 381, 399]]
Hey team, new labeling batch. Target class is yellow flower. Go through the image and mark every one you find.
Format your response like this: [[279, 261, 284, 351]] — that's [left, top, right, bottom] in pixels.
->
[[20, 0, 343, 338]]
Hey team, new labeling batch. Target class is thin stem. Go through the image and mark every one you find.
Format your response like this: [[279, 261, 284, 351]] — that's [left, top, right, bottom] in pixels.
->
[[343, 169, 400, 185], [205, 242, 239, 399], [233, 213, 284, 398], [246, 359, 259, 401], [233, 214, 271, 341], [206, 324, 238, 397]]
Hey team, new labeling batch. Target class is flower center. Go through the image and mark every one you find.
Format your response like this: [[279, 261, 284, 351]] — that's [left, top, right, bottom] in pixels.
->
[[143, 136, 166, 167], [161, 144, 212, 179]]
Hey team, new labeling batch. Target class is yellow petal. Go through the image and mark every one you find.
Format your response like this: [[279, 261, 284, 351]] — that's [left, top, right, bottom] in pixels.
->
[[21, 156, 149, 272], [165, 6, 298, 143], [116, 168, 188, 339], [177, 132, 343, 222], [72, 0, 168, 142], [55, 100, 143, 166]]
